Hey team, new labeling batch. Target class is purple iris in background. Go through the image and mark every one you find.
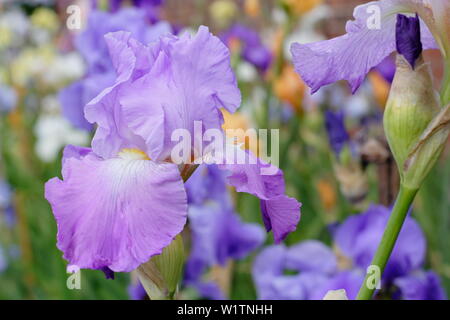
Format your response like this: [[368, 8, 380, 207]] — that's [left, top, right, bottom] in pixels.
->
[[0, 84, 17, 113], [59, 7, 171, 130], [221, 24, 272, 72], [184, 165, 265, 300], [290, 0, 440, 93], [253, 241, 340, 300], [334, 205, 426, 283], [0, 180, 15, 227], [394, 271, 447, 300], [128, 281, 147, 300], [109, 0, 164, 23], [253, 205, 446, 300], [324, 110, 350, 156], [46, 26, 300, 274]]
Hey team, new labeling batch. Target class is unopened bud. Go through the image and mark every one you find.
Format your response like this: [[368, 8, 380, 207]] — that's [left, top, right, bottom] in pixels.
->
[[384, 52, 448, 189], [136, 234, 184, 300]]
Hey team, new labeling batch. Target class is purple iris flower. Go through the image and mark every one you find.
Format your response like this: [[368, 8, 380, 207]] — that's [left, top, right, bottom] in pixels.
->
[[110, 0, 164, 23], [0, 84, 17, 113], [310, 270, 365, 300], [0, 180, 15, 227], [324, 110, 350, 156], [128, 282, 147, 300], [221, 24, 272, 72], [253, 241, 337, 300], [394, 271, 447, 300], [184, 165, 265, 299], [46, 27, 300, 274], [290, 0, 439, 94], [59, 8, 172, 130], [334, 205, 425, 283], [253, 204, 445, 300]]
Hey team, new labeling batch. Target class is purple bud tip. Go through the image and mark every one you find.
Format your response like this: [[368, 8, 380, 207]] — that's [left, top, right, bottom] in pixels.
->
[[396, 14, 423, 69], [101, 266, 115, 280]]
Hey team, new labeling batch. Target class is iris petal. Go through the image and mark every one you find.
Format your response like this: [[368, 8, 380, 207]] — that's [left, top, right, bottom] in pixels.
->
[[290, 0, 438, 93], [45, 146, 187, 272]]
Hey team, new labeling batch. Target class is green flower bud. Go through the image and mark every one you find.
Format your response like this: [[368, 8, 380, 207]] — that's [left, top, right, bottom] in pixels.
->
[[384, 55, 450, 189], [136, 234, 185, 300]]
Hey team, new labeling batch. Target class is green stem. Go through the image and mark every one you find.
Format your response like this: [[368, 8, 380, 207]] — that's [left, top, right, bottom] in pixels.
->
[[441, 59, 450, 106], [356, 185, 418, 300]]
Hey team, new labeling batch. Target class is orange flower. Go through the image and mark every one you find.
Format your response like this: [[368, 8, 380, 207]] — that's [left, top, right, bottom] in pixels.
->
[[282, 0, 322, 15], [316, 179, 337, 211], [368, 71, 390, 109], [244, 0, 261, 18], [273, 65, 305, 112], [221, 109, 260, 156]]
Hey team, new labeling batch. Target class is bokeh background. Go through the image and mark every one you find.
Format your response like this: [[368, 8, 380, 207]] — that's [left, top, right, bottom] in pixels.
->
[[0, 0, 449, 300]]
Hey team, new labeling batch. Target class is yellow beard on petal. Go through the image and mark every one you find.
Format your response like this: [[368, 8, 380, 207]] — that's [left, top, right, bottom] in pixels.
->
[[118, 148, 151, 161]]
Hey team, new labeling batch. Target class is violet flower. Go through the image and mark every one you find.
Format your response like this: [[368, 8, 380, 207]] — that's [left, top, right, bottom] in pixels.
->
[[253, 204, 445, 300], [59, 8, 171, 130], [394, 271, 447, 300], [110, 0, 164, 23], [290, 0, 445, 94], [324, 110, 350, 157], [221, 24, 272, 72], [45, 27, 300, 274], [253, 241, 337, 300], [0, 180, 15, 227], [334, 205, 425, 283]]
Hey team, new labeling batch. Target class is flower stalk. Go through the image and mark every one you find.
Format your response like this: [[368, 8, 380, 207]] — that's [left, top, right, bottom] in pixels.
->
[[442, 60, 450, 106], [356, 185, 418, 300]]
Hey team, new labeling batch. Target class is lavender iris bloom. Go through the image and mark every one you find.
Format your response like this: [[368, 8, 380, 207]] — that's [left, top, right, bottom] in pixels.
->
[[45, 27, 301, 274], [0, 180, 15, 227], [128, 282, 147, 300], [335, 205, 425, 282], [253, 205, 445, 300], [59, 8, 171, 130], [253, 241, 337, 300], [110, 0, 164, 23], [221, 24, 272, 72], [394, 271, 447, 300], [290, 0, 443, 94]]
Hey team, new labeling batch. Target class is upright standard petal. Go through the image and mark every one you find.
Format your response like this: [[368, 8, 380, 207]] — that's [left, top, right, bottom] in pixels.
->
[[290, 0, 438, 93], [120, 26, 241, 160], [84, 31, 149, 159], [45, 147, 187, 272]]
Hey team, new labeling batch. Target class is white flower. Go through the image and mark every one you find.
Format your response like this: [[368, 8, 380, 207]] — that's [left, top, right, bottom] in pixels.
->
[[323, 289, 349, 300], [34, 114, 89, 162]]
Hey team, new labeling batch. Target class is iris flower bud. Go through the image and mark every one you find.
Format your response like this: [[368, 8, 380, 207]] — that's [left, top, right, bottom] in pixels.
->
[[136, 235, 185, 300], [384, 14, 450, 190]]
